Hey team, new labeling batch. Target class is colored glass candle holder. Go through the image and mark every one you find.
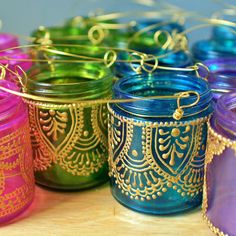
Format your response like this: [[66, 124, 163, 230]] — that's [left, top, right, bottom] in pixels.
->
[[108, 72, 213, 214], [114, 20, 191, 78], [114, 50, 192, 78], [203, 92, 236, 235], [0, 80, 34, 223], [200, 58, 236, 101], [26, 63, 112, 190]]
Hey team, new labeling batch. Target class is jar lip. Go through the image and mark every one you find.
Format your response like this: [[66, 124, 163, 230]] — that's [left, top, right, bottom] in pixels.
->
[[27, 63, 112, 87], [217, 92, 236, 121], [114, 72, 210, 100], [113, 72, 212, 119]]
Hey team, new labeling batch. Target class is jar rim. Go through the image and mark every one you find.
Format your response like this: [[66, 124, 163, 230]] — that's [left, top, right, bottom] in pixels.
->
[[26, 63, 112, 99], [113, 72, 212, 119], [216, 92, 236, 125]]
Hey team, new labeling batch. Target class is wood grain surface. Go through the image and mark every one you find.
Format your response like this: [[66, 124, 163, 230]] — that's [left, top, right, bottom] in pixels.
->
[[1, 183, 214, 236]]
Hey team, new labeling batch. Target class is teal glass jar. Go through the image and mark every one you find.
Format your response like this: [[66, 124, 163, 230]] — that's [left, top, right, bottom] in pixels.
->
[[26, 63, 112, 190], [108, 72, 213, 214]]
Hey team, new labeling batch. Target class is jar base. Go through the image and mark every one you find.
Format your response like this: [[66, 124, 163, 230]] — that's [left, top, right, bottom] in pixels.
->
[[35, 176, 109, 191], [0, 197, 34, 225], [111, 188, 201, 215]]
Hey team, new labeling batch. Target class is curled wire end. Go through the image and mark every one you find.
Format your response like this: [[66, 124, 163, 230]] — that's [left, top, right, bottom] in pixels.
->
[[195, 62, 210, 81], [88, 25, 106, 45], [34, 26, 53, 45], [173, 108, 184, 120], [14, 65, 28, 92], [104, 50, 117, 68], [141, 54, 159, 73], [173, 91, 200, 120]]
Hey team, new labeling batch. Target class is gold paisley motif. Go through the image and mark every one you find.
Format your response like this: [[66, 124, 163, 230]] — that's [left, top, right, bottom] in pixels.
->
[[202, 123, 236, 236], [108, 107, 209, 201], [0, 124, 34, 219], [29, 101, 108, 176]]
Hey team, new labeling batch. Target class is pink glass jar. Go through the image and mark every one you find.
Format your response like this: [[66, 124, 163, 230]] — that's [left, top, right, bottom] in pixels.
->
[[0, 80, 34, 224]]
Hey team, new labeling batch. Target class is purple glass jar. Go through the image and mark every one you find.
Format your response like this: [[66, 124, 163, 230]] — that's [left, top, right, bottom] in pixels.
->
[[200, 58, 236, 101], [203, 92, 236, 235]]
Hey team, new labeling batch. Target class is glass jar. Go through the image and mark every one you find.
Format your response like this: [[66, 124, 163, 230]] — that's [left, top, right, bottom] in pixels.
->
[[108, 72, 213, 214], [203, 92, 236, 235], [26, 63, 112, 190], [0, 80, 34, 223], [114, 51, 192, 78], [200, 58, 236, 101], [114, 20, 192, 78]]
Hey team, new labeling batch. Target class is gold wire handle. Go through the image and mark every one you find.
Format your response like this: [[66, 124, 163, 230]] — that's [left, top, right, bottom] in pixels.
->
[[0, 64, 200, 107], [173, 91, 200, 120], [34, 26, 53, 45], [0, 44, 202, 76]]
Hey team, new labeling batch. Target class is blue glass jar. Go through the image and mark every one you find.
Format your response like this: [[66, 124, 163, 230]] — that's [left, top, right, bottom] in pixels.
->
[[108, 72, 213, 214], [114, 20, 192, 77], [114, 51, 192, 78]]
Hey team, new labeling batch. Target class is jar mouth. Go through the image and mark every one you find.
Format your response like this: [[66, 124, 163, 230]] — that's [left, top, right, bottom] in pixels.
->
[[215, 92, 236, 136], [113, 72, 212, 119], [26, 63, 112, 99]]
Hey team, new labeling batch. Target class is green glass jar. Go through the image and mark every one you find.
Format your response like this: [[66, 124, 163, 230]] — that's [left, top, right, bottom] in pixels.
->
[[26, 63, 112, 190]]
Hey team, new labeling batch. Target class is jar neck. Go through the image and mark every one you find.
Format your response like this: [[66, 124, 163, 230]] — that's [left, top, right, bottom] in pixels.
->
[[26, 63, 112, 100], [212, 92, 236, 140], [113, 72, 213, 121]]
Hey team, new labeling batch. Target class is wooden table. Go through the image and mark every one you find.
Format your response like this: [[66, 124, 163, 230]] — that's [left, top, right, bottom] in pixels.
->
[[1, 183, 214, 236]]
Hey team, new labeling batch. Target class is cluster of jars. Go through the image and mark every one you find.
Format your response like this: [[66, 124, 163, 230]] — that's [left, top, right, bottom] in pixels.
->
[[0, 10, 235, 236]]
